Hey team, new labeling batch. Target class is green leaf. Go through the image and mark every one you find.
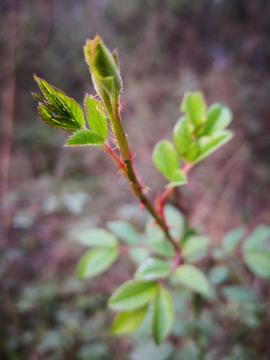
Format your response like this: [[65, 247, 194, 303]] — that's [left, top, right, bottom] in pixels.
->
[[244, 250, 270, 279], [208, 265, 229, 285], [152, 140, 179, 181], [76, 228, 118, 247], [76, 248, 119, 279], [164, 204, 184, 241], [129, 247, 149, 265], [108, 280, 157, 311], [223, 227, 245, 253], [181, 92, 206, 129], [153, 287, 174, 345], [166, 169, 187, 188], [182, 236, 209, 259], [129, 341, 173, 360], [135, 258, 171, 280], [203, 104, 232, 136], [222, 286, 255, 302], [34, 76, 85, 131], [146, 219, 175, 257], [65, 129, 104, 147], [84, 94, 108, 140], [107, 221, 139, 245], [242, 225, 270, 251], [193, 130, 233, 163], [111, 305, 148, 335], [174, 265, 209, 295], [173, 114, 200, 163], [38, 104, 82, 132]]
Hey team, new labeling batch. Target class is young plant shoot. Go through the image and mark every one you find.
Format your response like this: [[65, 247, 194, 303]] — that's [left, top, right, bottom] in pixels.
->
[[33, 35, 262, 346]]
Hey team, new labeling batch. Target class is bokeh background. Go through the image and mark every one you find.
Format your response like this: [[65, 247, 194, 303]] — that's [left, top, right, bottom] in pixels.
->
[[1, 0, 270, 359]]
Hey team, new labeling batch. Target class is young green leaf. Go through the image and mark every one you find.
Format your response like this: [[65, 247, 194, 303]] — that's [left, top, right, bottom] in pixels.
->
[[129, 247, 150, 265], [182, 236, 209, 259], [173, 116, 193, 156], [222, 227, 245, 253], [107, 221, 139, 245], [166, 169, 187, 188], [203, 104, 232, 136], [135, 258, 171, 281], [208, 265, 229, 285], [65, 129, 104, 147], [84, 94, 108, 140], [76, 228, 118, 247], [181, 92, 206, 129], [174, 265, 209, 295], [164, 204, 184, 241], [153, 286, 174, 345], [111, 304, 148, 335], [242, 225, 270, 251], [152, 140, 179, 181], [34, 75, 85, 131], [76, 247, 119, 279], [192, 130, 233, 163], [244, 250, 270, 279], [222, 286, 255, 302], [108, 280, 157, 311]]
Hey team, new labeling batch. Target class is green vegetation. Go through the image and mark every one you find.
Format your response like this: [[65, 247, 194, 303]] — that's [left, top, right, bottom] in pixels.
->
[[31, 35, 270, 357]]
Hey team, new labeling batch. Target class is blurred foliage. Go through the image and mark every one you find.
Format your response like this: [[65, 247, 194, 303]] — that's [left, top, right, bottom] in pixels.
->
[[1, 0, 270, 359]]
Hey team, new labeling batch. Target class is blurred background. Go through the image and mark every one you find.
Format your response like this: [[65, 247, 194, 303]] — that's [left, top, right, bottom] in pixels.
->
[[1, 0, 270, 359]]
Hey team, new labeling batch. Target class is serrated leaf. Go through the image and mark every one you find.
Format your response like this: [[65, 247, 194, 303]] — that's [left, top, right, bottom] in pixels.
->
[[203, 104, 232, 136], [129, 247, 149, 265], [181, 92, 206, 129], [223, 227, 245, 253], [76, 228, 118, 247], [107, 221, 139, 245], [222, 286, 255, 302], [34, 76, 85, 130], [108, 280, 157, 311], [164, 204, 184, 241], [193, 130, 233, 163], [111, 304, 148, 335], [244, 250, 270, 279], [66, 129, 104, 147], [153, 287, 174, 345], [208, 265, 229, 285], [135, 258, 171, 280], [182, 236, 209, 259], [174, 265, 209, 295], [84, 94, 108, 140], [242, 225, 270, 251], [38, 104, 82, 132], [153, 140, 179, 181], [76, 248, 119, 279], [166, 169, 187, 188]]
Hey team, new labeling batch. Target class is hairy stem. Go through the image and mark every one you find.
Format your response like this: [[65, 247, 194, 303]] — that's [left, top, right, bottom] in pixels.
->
[[107, 101, 180, 252]]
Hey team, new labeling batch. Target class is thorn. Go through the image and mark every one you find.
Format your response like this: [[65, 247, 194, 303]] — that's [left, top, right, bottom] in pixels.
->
[[140, 202, 145, 212], [131, 153, 137, 162]]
